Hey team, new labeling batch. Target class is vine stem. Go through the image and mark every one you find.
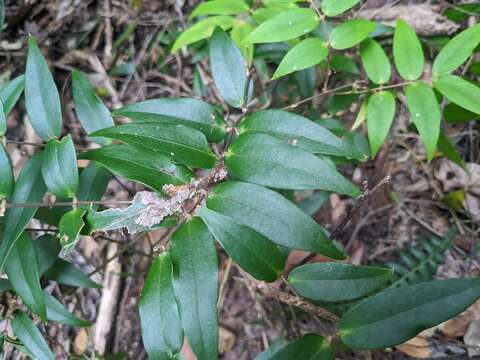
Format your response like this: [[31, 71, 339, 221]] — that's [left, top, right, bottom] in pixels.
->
[[4, 199, 133, 209]]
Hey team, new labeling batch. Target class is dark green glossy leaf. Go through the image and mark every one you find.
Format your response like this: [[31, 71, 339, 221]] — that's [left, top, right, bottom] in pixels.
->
[[269, 334, 334, 360], [198, 207, 286, 282], [79, 144, 193, 193], [76, 162, 111, 207], [255, 338, 285, 360], [170, 218, 218, 360], [0, 74, 25, 116], [289, 262, 393, 302], [339, 278, 480, 349], [0, 153, 46, 270], [92, 123, 217, 169], [226, 134, 360, 197], [321, 0, 360, 17], [437, 131, 464, 168], [191, 0, 249, 17], [59, 208, 86, 254], [0, 143, 13, 198], [405, 82, 441, 160], [41, 135, 79, 198], [207, 181, 345, 258], [210, 28, 249, 108], [112, 98, 226, 142], [273, 38, 328, 79], [33, 234, 61, 274], [72, 69, 114, 138], [444, 103, 479, 123], [240, 109, 363, 159], [360, 39, 391, 85], [330, 19, 375, 50], [44, 259, 101, 289], [44, 292, 91, 327], [434, 75, 480, 115], [25, 35, 62, 140], [139, 253, 183, 359], [11, 311, 54, 360], [243, 8, 319, 44], [0, 99, 5, 135], [393, 19, 424, 80], [432, 24, 480, 76], [367, 91, 396, 157], [5, 233, 46, 321]]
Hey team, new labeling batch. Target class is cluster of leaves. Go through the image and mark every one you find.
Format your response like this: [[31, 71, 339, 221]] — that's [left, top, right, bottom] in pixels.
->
[[0, 0, 479, 358]]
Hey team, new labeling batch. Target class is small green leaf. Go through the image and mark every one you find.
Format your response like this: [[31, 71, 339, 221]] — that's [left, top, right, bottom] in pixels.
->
[[0, 99, 5, 135], [198, 207, 286, 282], [5, 233, 46, 321], [139, 253, 183, 359], [33, 234, 61, 274], [437, 131, 464, 168], [0, 153, 46, 271], [393, 19, 424, 80], [231, 20, 255, 64], [207, 181, 345, 258], [255, 338, 285, 360], [339, 278, 480, 349], [360, 39, 391, 84], [434, 74, 480, 115], [226, 134, 360, 197], [0, 143, 13, 198], [43, 258, 101, 288], [112, 98, 226, 142], [321, 0, 360, 17], [210, 28, 249, 108], [240, 109, 363, 159], [289, 262, 393, 302], [243, 8, 319, 44], [79, 144, 193, 193], [92, 123, 217, 169], [351, 99, 367, 130], [44, 292, 91, 327], [191, 0, 249, 17], [25, 35, 62, 140], [330, 19, 375, 50], [432, 24, 480, 76], [273, 38, 328, 79], [367, 91, 396, 157], [170, 218, 218, 360], [171, 16, 235, 53], [269, 334, 334, 360], [11, 311, 54, 360], [41, 135, 79, 198], [58, 208, 86, 254], [0, 74, 25, 116], [405, 82, 441, 160], [72, 69, 114, 139], [444, 103, 479, 123]]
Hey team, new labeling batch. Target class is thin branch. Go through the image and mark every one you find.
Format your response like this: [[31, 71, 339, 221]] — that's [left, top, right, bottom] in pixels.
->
[[5, 199, 132, 209]]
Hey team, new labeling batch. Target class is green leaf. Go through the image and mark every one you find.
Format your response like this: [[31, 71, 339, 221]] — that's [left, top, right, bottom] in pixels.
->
[[44, 292, 91, 327], [43, 259, 101, 288], [33, 234, 61, 274], [437, 131, 464, 168], [339, 278, 480, 349], [198, 207, 286, 282], [405, 82, 441, 160], [289, 262, 393, 302], [171, 16, 235, 53], [226, 134, 360, 197], [92, 123, 217, 169], [321, 0, 360, 17], [191, 0, 249, 17], [25, 35, 62, 140], [243, 8, 319, 44], [231, 20, 255, 64], [0, 143, 13, 198], [240, 109, 363, 159], [269, 334, 334, 360], [76, 163, 111, 207], [367, 91, 396, 157], [0, 99, 5, 135], [41, 135, 79, 198], [0, 74, 25, 115], [112, 98, 226, 142], [0, 153, 46, 271], [139, 253, 183, 360], [273, 38, 328, 79], [210, 28, 249, 108], [444, 103, 479, 123], [11, 311, 54, 360], [5, 233, 46, 321], [72, 69, 114, 139], [432, 24, 480, 76], [170, 218, 218, 360], [434, 74, 480, 115], [207, 181, 345, 258], [59, 208, 86, 254], [393, 19, 424, 80], [79, 144, 193, 193], [330, 19, 375, 50], [255, 338, 285, 360], [360, 39, 391, 84]]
